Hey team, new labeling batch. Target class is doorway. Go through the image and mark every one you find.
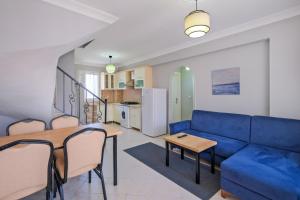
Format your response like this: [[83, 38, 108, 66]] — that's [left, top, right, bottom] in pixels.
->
[[171, 71, 181, 122], [170, 67, 195, 122]]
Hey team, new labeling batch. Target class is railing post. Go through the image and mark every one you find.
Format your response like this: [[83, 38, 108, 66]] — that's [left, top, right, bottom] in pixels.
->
[[85, 90, 88, 124], [56, 67, 106, 125], [63, 74, 65, 113], [78, 84, 81, 121], [69, 79, 75, 116], [104, 99, 108, 124], [92, 97, 95, 123]]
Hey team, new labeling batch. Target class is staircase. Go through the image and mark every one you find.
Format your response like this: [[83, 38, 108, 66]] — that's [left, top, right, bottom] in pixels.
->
[[54, 66, 107, 124], [0, 0, 116, 134]]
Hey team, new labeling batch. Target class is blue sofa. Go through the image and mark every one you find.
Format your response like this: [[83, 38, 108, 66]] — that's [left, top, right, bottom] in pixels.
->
[[169, 110, 300, 200], [169, 110, 252, 163]]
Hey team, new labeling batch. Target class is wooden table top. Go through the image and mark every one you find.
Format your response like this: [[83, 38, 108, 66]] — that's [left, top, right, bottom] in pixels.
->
[[164, 133, 217, 153], [0, 123, 122, 149]]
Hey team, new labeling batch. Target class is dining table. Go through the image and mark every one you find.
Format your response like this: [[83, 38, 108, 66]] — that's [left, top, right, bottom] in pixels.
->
[[0, 123, 122, 186]]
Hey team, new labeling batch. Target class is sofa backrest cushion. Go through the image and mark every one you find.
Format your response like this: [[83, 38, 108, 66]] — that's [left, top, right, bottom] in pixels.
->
[[191, 110, 251, 142], [251, 116, 300, 153]]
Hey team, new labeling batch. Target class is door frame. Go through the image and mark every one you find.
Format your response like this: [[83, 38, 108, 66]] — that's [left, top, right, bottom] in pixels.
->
[[169, 68, 196, 124], [169, 71, 182, 123]]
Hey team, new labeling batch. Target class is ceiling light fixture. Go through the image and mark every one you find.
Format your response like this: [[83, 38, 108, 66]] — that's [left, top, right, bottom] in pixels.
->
[[106, 55, 116, 74], [184, 0, 210, 38]]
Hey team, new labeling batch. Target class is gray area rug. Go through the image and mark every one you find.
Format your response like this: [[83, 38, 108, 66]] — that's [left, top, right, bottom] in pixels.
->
[[124, 142, 220, 200]]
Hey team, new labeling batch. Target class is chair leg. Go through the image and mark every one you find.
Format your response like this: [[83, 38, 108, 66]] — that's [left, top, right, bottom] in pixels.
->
[[57, 184, 64, 200], [88, 170, 92, 183], [94, 169, 107, 200], [99, 170, 107, 200], [46, 190, 52, 200], [53, 180, 57, 198], [54, 174, 64, 200]]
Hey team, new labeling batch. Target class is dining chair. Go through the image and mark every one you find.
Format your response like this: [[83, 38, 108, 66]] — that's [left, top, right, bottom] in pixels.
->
[[50, 115, 79, 130], [6, 119, 47, 136], [53, 128, 107, 200], [0, 139, 54, 200]]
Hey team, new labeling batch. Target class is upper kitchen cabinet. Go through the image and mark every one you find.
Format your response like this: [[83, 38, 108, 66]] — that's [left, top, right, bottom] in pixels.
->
[[117, 71, 127, 89], [100, 66, 152, 90], [116, 70, 134, 89], [100, 72, 115, 90], [134, 66, 153, 89]]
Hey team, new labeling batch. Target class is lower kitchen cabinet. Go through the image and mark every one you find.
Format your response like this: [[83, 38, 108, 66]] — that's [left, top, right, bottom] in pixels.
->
[[113, 104, 121, 123], [129, 106, 141, 129], [99, 103, 114, 123], [99, 103, 121, 123]]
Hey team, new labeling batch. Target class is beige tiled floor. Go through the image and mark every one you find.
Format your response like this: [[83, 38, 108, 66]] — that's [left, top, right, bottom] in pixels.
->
[[23, 124, 238, 200]]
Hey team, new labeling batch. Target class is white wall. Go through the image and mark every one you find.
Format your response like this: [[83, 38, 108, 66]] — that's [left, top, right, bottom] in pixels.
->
[[152, 15, 300, 120], [0, 47, 60, 121], [155, 41, 269, 119], [0, 115, 16, 136], [55, 50, 76, 115], [58, 50, 76, 77], [269, 19, 300, 118]]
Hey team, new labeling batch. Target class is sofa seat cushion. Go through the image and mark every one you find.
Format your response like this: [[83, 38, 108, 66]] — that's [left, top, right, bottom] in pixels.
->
[[221, 144, 300, 200], [183, 129, 248, 158]]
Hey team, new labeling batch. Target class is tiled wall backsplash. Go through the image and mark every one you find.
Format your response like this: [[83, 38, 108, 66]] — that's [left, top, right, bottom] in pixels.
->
[[123, 88, 142, 103], [101, 90, 124, 103], [101, 89, 141, 103]]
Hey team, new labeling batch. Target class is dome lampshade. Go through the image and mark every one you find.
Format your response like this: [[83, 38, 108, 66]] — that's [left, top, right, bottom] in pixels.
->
[[106, 64, 116, 74], [106, 55, 116, 74], [184, 10, 210, 38]]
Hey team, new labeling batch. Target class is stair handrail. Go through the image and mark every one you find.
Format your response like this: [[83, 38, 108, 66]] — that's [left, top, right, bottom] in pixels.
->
[[57, 66, 105, 104], [55, 66, 107, 123]]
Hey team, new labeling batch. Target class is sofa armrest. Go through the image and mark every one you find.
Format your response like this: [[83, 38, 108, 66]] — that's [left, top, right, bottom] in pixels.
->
[[169, 120, 191, 134]]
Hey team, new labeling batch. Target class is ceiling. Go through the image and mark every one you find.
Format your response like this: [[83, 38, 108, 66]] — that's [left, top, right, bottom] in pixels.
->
[[0, 0, 112, 54], [73, 0, 300, 67]]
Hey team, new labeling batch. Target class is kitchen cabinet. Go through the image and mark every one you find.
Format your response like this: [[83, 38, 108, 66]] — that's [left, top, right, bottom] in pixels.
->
[[134, 66, 153, 89], [101, 73, 115, 90], [129, 106, 141, 129], [100, 66, 152, 90], [113, 104, 121, 123], [99, 103, 114, 122], [113, 73, 119, 89], [117, 71, 127, 89], [99, 103, 121, 123]]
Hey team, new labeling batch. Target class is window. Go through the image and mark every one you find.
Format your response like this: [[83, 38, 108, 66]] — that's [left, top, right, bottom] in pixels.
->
[[85, 73, 99, 99]]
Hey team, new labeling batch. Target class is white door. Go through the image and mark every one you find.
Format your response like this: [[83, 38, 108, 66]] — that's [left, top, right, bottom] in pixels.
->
[[171, 72, 181, 122]]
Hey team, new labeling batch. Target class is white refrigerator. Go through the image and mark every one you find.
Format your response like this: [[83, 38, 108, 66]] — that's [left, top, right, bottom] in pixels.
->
[[142, 88, 167, 137]]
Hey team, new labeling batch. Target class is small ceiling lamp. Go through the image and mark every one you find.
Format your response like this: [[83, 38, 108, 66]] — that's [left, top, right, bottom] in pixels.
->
[[106, 55, 116, 74], [184, 0, 210, 38]]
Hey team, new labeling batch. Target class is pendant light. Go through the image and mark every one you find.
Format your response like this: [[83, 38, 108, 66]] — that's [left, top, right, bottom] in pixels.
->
[[184, 0, 210, 38], [106, 55, 116, 74]]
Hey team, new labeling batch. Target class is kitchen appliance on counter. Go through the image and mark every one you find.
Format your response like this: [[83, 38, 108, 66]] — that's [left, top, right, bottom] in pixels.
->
[[142, 88, 167, 137]]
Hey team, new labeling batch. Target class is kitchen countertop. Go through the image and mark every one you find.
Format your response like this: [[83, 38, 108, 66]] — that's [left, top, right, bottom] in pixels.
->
[[127, 104, 141, 108], [107, 102, 141, 107]]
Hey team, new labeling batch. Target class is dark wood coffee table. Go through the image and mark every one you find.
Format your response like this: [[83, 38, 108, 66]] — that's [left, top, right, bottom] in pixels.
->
[[164, 133, 217, 184]]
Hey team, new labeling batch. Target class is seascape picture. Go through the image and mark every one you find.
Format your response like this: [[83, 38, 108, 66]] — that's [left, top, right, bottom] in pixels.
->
[[212, 67, 240, 95]]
